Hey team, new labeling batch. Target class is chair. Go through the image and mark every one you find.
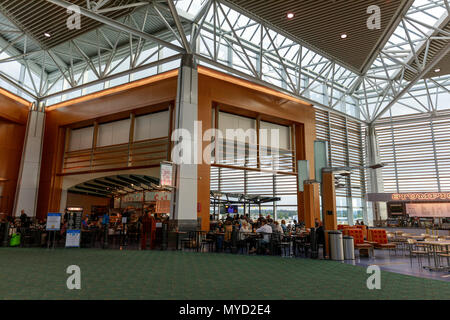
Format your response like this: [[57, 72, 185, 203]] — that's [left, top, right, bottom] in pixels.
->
[[438, 244, 450, 267], [280, 235, 292, 257], [294, 236, 310, 257], [369, 229, 397, 255], [180, 231, 196, 251], [347, 228, 374, 257], [201, 234, 215, 252], [407, 239, 429, 267], [354, 225, 368, 240], [272, 233, 290, 257]]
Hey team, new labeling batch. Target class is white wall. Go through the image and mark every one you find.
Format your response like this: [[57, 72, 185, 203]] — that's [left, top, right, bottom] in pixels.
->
[[134, 111, 169, 141], [97, 118, 130, 147], [69, 126, 94, 151], [218, 112, 257, 144], [260, 121, 290, 150]]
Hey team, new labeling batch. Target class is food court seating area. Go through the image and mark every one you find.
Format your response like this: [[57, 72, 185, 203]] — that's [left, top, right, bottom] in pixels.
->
[[3, 218, 449, 275]]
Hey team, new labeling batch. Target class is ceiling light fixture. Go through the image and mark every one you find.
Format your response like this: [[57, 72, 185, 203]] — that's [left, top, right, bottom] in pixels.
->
[[286, 12, 295, 19], [340, 33, 348, 39], [434, 68, 441, 73], [44, 32, 51, 38]]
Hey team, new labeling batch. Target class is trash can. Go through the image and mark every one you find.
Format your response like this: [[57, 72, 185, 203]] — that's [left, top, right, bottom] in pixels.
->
[[343, 236, 355, 260], [328, 231, 344, 261]]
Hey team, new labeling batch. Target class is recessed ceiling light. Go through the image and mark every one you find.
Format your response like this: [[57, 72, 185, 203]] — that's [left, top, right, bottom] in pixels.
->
[[434, 68, 441, 73], [286, 12, 295, 19], [44, 33, 51, 38], [340, 33, 348, 39]]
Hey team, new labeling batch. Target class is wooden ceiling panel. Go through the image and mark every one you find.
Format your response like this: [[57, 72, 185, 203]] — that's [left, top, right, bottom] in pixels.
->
[[226, 0, 410, 72]]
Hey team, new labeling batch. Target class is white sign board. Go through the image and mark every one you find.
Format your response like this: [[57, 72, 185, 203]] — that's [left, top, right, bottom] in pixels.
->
[[46, 213, 61, 231], [65, 230, 81, 248]]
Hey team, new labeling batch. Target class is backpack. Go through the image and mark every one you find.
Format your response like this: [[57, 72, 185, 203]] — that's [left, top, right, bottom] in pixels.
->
[[10, 233, 21, 247]]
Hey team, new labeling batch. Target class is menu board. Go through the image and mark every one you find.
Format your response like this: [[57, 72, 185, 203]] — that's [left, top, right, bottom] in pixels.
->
[[160, 162, 174, 187], [46, 213, 61, 231], [155, 200, 171, 213], [65, 230, 81, 248], [406, 203, 450, 217], [145, 191, 171, 202]]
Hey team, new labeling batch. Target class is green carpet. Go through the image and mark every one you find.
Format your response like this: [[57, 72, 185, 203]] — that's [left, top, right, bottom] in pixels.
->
[[0, 248, 449, 300]]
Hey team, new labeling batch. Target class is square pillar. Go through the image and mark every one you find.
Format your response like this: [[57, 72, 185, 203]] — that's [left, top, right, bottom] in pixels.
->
[[172, 55, 199, 231]]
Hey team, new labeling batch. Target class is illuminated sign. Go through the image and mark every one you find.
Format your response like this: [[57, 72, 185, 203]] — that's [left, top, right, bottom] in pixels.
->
[[367, 192, 450, 202], [392, 193, 450, 202], [406, 203, 450, 217], [160, 162, 174, 187]]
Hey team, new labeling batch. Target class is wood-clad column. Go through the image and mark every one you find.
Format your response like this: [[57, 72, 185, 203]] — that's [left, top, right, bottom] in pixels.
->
[[322, 172, 337, 231], [303, 181, 320, 228], [128, 113, 135, 166]]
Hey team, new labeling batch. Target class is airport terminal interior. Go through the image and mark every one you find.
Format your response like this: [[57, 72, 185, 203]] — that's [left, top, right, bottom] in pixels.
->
[[0, 0, 449, 300]]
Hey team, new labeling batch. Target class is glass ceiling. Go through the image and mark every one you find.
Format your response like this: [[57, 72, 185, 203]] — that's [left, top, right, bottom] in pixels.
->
[[0, 0, 447, 124]]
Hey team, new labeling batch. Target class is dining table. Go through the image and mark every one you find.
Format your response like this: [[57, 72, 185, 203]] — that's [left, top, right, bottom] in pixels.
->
[[422, 240, 450, 271], [174, 231, 187, 250]]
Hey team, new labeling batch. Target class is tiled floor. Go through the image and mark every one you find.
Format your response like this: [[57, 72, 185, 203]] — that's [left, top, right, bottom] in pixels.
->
[[342, 249, 450, 282]]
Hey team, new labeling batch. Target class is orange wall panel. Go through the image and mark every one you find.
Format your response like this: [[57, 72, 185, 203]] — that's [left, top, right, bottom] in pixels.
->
[[197, 68, 316, 230], [36, 72, 179, 219], [0, 90, 30, 216], [35, 67, 316, 227]]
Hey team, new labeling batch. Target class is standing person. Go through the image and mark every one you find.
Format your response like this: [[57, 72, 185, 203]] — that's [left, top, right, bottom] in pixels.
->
[[149, 213, 157, 250], [81, 216, 90, 230], [19, 210, 27, 229], [215, 221, 225, 252], [280, 220, 287, 233], [316, 221, 326, 259], [141, 212, 151, 250], [314, 218, 320, 228]]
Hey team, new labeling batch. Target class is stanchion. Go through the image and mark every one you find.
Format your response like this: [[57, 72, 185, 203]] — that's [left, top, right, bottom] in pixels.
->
[[161, 223, 168, 251], [231, 226, 238, 254], [2, 222, 9, 247], [103, 225, 109, 249]]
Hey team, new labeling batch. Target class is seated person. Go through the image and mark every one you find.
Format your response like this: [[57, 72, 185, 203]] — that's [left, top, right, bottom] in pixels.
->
[[239, 221, 252, 240], [273, 221, 283, 234]]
